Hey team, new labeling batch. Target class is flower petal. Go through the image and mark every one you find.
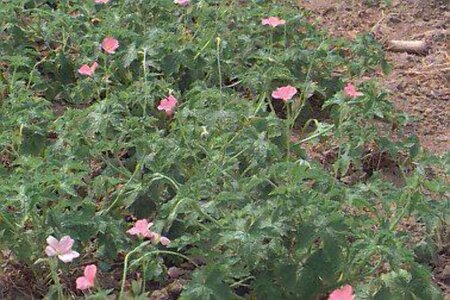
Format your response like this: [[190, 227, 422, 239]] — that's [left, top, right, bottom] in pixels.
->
[[157, 95, 177, 116], [78, 64, 93, 76], [160, 236, 171, 246], [76, 276, 93, 290], [58, 250, 80, 263], [262, 17, 286, 27], [134, 219, 150, 231], [84, 264, 97, 282], [174, 0, 190, 5], [328, 284, 355, 300], [58, 236, 74, 253], [46, 236, 59, 248], [272, 85, 297, 101], [45, 245, 57, 257], [344, 83, 363, 99], [90, 62, 99, 72], [101, 37, 119, 54], [127, 227, 140, 235]]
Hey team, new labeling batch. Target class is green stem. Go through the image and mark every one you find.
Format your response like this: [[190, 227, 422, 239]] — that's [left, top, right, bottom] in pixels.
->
[[149, 173, 180, 190], [216, 36, 223, 110], [253, 93, 268, 115], [142, 47, 148, 117], [141, 258, 147, 294], [129, 250, 199, 270], [230, 276, 255, 288], [0, 210, 17, 234], [101, 156, 145, 215], [119, 241, 150, 299], [286, 102, 292, 161], [297, 124, 335, 144], [48, 258, 63, 299], [389, 191, 413, 232], [270, 32, 273, 55], [192, 201, 223, 228]]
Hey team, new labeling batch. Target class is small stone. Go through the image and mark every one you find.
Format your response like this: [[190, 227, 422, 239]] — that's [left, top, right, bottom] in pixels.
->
[[389, 15, 401, 24], [415, 106, 425, 112], [436, 136, 449, 142]]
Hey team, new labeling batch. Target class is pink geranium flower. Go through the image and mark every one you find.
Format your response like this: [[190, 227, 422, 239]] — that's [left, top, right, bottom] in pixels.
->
[[95, 0, 110, 3], [174, 0, 189, 6], [127, 219, 171, 245], [78, 62, 98, 77], [344, 83, 364, 99], [328, 285, 355, 300], [127, 219, 153, 238], [271, 85, 298, 101], [160, 236, 171, 246], [261, 17, 286, 27], [157, 95, 177, 116], [101, 37, 119, 54], [76, 264, 97, 291], [150, 232, 171, 246], [45, 236, 80, 263]]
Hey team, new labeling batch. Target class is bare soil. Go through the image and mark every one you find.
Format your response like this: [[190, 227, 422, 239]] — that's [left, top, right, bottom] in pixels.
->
[[298, 0, 449, 155]]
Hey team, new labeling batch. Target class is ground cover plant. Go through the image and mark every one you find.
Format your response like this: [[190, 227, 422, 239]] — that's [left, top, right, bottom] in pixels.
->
[[0, 0, 448, 299]]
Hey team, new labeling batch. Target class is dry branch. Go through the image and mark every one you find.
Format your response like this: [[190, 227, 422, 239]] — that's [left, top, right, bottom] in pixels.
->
[[387, 40, 430, 55]]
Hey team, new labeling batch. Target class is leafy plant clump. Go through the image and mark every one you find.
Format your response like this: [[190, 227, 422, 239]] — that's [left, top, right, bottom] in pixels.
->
[[0, 0, 448, 299]]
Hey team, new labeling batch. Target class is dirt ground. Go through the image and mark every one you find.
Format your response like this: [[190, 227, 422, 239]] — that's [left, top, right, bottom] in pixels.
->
[[297, 0, 449, 295], [298, 0, 449, 155]]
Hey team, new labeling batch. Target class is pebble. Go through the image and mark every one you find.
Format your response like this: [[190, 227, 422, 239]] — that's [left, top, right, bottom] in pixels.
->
[[389, 15, 401, 24]]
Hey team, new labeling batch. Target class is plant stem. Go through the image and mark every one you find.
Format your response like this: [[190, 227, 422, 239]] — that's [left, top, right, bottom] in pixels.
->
[[298, 124, 335, 144], [119, 241, 150, 299], [142, 47, 148, 117], [101, 156, 145, 215], [216, 36, 223, 110], [286, 102, 292, 161], [129, 250, 199, 270], [141, 258, 147, 294], [48, 258, 63, 299]]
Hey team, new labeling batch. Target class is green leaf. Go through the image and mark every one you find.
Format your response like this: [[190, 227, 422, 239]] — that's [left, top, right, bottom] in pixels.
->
[[181, 266, 238, 300]]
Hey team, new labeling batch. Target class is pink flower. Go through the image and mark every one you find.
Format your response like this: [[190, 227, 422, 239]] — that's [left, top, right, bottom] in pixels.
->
[[78, 62, 98, 77], [344, 83, 364, 99], [127, 219, 172, 245], [271, 85, 298, 101], [76, 264, 97, 290], [45, 236, 80, 263], [328, 285, 355, 300], [148, 232, 171, 246], [160, 236, 171, 246], [157, 95, 177, 117], [261, 17, 286, 27], [101, 37, 119, 54], [95, 0, 110, 3], [174, 0, 189, 6], [127, 219, 153, 238]]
